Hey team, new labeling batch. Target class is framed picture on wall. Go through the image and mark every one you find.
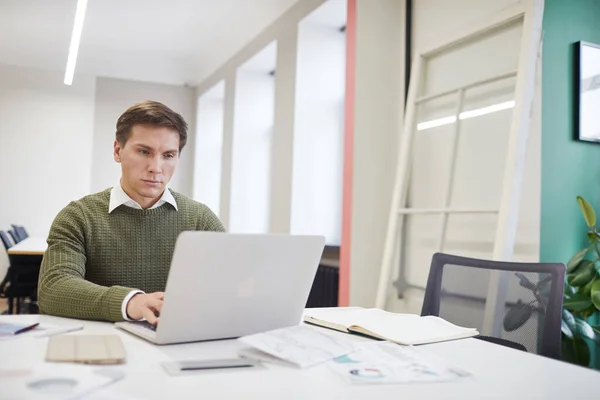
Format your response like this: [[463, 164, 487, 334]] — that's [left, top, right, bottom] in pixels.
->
[[575, 41, 600, 143]]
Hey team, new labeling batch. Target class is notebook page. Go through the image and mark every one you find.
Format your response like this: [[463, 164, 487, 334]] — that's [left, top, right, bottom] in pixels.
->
[[353, 309, 477, 344], [303, 307, 370, 328]]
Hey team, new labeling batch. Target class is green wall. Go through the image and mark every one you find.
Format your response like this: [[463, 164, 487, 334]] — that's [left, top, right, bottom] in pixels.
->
[[541, 0, 600, 264], [541, 0, 600, 369]]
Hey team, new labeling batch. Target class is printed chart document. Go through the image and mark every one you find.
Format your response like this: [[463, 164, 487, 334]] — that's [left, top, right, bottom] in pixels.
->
[[329, 341, 472, 385], [304, 307, 479, 345], [238, 325, 356, 368], [0, 364, 125, 400]]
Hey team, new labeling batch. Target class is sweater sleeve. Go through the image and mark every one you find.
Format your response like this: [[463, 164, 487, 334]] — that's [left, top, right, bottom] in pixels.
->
[[199, 205, 226, 232], [38, 202, 137, 322]]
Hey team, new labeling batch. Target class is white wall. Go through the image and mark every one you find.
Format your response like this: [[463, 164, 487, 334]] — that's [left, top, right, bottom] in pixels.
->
[[291, 21, 345, 246], [91, 77, 195, 196], [0, 64, 95, 238]]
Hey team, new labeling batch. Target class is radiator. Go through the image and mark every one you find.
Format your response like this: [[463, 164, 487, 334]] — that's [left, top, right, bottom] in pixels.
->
[[305, 264, 339, 308]]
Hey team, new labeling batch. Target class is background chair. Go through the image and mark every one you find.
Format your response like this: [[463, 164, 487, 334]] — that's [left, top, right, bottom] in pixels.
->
[[0, 230, 39, 314], [13, 225, 28, 241], [7, 230, 20, 244], [0, 231, 11, 313], [0, 231, 13, 251], [421, 252, 565, 360]]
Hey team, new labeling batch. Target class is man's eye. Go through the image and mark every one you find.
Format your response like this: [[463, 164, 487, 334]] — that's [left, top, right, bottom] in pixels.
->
[[139, 149, 149, 155], [165, 154, 175, 159]]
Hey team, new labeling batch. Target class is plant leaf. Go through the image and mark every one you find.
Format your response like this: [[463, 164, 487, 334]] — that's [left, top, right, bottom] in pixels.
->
[[562, 336, 590, 366], [571, 261, 595, 286], [515, 272, 537, 291], [563, 294, 593, 310], [581, 305, 598, 320], [589, 232, 596, 243], [591, 279, 600, 310], [577, 196, 596, 228], [562, 320, 574, 339], [563, 309, 576, 332], [573, 337, 591, 366], [575, 319, 600, 344], [567, 248, 589, 272], [581, 276, 597, 296], [564, 282, 577, 296]]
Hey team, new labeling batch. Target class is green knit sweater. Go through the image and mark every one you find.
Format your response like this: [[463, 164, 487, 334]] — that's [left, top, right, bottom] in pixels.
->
[[38, 188, 225, 322]]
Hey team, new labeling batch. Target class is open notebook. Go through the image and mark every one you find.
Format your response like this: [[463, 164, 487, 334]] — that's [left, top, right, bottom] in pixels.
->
[[303, 307, 479, 345]]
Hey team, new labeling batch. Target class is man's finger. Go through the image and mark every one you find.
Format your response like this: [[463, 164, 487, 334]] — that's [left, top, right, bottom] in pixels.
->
[[142, 307, 158, 325], [147, 297, 163, 314], [152, 292, 165, 300]]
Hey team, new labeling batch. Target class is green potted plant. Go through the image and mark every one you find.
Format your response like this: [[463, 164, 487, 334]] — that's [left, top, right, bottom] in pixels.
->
[[561, 196, 600, 366]]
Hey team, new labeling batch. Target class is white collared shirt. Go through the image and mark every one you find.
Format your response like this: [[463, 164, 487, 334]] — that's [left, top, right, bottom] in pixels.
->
[[109, 180, 178, 213], [109, 180, 178, 320]]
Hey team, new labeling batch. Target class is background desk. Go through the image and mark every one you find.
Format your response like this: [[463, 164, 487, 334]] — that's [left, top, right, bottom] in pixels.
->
[[4, 238, 46, 314], [2, 314, 599, 399], [7, 237, 48, 256]]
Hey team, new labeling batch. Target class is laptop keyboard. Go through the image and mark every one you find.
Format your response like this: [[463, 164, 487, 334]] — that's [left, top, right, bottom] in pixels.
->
[[135, 321, 158, 331]]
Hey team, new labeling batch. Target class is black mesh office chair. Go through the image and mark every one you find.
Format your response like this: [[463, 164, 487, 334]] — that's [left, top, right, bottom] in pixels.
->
[[421, 253, 565, 359]]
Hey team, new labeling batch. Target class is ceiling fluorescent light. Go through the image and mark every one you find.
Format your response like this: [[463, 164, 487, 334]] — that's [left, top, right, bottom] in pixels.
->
[[64, 0, 88, 85], [416, 100, 515, 131]]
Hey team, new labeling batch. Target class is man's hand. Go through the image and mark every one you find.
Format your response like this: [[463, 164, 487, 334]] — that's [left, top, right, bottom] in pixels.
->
[[126, 292, 164, 324]]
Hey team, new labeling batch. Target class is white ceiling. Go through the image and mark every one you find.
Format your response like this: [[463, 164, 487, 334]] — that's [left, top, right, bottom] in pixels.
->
[[0, 0, 300, 86]]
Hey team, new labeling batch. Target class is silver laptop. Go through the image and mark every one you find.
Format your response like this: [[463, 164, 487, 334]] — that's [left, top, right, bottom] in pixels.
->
[[115, 231, 325, 345]]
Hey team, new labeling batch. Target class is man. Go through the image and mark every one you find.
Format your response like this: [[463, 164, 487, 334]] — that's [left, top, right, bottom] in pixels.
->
[[38, 100, 224, 324]]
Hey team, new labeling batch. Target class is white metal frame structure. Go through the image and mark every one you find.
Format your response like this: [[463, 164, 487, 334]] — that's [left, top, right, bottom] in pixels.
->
[[375, 0, 544, 336]]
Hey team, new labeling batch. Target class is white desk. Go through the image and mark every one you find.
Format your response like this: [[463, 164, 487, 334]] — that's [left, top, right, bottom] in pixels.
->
[[1, 314, 598, 399], [7, 237, 48, 256]]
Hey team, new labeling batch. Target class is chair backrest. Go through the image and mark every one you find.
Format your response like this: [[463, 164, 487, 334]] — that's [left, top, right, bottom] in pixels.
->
[[421, 252, 565, 359], [7, 230, 20, 244], [16, 226, 28, 240], [0, 231, 13, 250], [0, 231, 12, 250]]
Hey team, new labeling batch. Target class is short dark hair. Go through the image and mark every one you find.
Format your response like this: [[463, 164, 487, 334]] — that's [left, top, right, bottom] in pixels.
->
[[116, 100, 188, 152]]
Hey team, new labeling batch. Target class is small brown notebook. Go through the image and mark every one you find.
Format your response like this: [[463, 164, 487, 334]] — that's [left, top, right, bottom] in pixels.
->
[[46, 334, 126, 365]]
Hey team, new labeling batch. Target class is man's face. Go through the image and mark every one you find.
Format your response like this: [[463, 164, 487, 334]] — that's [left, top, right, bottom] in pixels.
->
[[114, 124, 180, 207]]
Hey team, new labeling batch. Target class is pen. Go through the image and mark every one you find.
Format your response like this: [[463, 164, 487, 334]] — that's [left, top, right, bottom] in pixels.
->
[[34, 325, 84, 338], [15, 323, 40, 335]]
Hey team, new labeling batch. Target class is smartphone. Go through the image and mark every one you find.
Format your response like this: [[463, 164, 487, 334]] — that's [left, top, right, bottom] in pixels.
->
[[178, 358, 259, 371]]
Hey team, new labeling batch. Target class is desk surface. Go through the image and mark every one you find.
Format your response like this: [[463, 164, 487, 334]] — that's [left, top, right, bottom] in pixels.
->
[[7, 237, 47, 256], [1, 314, 598, 399]]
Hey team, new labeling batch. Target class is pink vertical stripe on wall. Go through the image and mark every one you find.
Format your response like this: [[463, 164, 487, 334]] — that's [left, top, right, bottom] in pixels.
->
[[339, 0, 356, 307]]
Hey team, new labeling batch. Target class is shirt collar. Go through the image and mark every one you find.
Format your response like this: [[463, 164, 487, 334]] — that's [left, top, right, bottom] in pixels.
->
[[109, 179, 178, 213]]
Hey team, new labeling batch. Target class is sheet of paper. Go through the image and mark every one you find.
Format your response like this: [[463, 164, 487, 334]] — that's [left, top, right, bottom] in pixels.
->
[[0, 322, 39, 337], [329, 341, 472, 385], [0, 323, 84, 341], [0, 364, 125, 400], [238, 325, 357, 368]]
